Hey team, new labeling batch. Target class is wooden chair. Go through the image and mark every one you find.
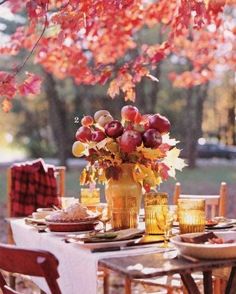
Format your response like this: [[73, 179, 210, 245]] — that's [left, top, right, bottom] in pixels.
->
[[6, 165, 66, 289], [173, 181, 227, 218], [0, 243, 61, 294]]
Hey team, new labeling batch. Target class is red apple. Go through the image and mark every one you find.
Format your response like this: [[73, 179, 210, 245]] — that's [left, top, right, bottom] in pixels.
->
[[75, 126, 92, 142], [91, 130, 106, 142], [105, 120, 124, 138], [97, 114, 113, 127], [141, 114, 152, 130], [120, 130, 142, 152], [149, 114, 171, 134], [121, 105, 139, 122], [81, 115, 93, 126], [142, 129, 162, 148], [94, 110, 110, 122], [134, 112, 142, 123]]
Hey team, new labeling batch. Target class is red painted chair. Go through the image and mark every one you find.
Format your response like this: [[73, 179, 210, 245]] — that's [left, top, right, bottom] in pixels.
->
[[0, 243, 61, 294]]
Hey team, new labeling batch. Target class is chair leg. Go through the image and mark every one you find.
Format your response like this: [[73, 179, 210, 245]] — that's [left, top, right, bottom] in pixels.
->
[[103, 270, 109, 294], [213, 278, 221, 294], [125, 277, 132, 294]]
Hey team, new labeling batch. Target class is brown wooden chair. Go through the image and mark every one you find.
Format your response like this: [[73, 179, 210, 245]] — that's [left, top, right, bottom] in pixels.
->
[[6, 165, 66, 289], [173, 181, 227, 218], [0, 243, 61, 294]]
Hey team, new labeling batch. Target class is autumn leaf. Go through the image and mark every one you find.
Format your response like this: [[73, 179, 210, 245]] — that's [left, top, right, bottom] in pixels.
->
[[105, 166, 122, 180], [134, 163, 161, 187], [0, 72, 16, 99], [96, 137, 113, 150], [107, 79, 120, 98], [137, 146, 165, 160], [162, 134, 179, 146], [158, 163, 170, 181], [163, 147, 187, 178], [1, 99, 13, 113], [106, 141, 119, 153], [18, 73, 42, 96]]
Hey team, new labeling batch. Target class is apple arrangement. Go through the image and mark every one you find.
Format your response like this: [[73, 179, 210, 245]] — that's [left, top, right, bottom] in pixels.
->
[[72, 105, 185, 190]]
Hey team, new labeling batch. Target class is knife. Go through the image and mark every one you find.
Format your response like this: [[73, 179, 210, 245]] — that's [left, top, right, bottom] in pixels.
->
[[91, 245, 176, 253]]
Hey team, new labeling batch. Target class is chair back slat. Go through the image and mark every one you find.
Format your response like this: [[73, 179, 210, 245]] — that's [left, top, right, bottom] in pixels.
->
[[0, 244, 61, 294], [55, 166, 66, 197], [173, 182, 227, 218]]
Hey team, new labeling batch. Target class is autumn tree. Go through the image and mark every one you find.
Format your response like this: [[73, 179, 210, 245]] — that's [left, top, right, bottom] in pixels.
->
[[0, 0, 235, 165]]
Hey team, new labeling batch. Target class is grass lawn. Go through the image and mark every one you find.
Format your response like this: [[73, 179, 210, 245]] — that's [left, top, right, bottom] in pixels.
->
[[1, 160, 235, 216]]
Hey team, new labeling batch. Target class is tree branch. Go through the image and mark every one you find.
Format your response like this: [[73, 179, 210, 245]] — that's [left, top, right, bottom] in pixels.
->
[[0, 0, 8, 5], [13, 14, 48, 77]]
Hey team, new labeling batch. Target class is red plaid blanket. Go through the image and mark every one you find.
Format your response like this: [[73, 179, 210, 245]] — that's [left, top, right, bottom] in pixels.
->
[[10, 159, 61, 217]]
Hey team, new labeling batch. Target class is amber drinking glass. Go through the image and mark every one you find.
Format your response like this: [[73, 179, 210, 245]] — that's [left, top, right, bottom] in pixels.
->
[[178, 199, 206, 234], [145, 204, 176, 236], [144, 191, 168, 207]]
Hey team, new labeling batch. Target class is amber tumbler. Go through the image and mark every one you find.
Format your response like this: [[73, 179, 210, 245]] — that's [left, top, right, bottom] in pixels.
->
[[178, 199, 206, 234]]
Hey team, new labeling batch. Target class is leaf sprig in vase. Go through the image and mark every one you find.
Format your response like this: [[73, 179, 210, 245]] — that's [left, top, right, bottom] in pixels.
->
[[72, 105, 186, 191]]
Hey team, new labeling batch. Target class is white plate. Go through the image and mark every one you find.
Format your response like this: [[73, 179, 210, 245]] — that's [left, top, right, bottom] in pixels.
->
[[206, 218, 236, 230], [68, 238, 138, 249], [170, 231, 236, 259]]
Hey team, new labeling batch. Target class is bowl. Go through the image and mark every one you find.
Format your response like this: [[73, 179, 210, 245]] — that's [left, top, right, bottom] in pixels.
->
[[170, 231, 236, 259]]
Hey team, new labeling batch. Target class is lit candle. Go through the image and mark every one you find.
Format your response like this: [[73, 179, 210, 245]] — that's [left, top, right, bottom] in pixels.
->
[[178, 199, 205, 234]]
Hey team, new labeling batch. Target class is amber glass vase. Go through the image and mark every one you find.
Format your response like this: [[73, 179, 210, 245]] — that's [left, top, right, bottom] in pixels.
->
[[105, 163, 142, 230]]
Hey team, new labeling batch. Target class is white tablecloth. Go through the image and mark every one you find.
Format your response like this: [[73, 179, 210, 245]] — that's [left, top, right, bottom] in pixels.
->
[[10, 219, 166, 294]]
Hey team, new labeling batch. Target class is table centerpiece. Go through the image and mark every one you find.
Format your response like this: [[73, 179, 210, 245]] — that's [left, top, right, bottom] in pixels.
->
[[72, 105, 186, 229]]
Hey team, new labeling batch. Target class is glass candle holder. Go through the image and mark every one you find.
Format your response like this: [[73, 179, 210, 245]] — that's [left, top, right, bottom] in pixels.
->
[[178, 199, 206, 234], [80, 187, 100, 205], [144, 191, 168, 207]]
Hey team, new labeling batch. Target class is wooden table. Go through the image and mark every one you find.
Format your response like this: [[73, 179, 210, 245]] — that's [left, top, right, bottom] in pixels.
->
[[99, 251, 236, 294]]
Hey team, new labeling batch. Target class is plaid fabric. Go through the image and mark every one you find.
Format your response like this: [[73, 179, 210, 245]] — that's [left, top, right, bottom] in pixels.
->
[[10, 159, 61, 217]]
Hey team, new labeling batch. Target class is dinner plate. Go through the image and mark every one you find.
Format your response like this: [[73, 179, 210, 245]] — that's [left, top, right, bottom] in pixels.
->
[[25, 217, 46, 225], [66, 237, 140, 249], [206, 218, 236, 230], [170, 231, 236, 259]]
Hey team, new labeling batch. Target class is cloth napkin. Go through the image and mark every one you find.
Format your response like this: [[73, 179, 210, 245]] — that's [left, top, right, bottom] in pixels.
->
[[10, 158, 61, 217]]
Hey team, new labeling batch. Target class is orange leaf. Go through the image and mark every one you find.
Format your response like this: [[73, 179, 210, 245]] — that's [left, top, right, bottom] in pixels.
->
[[2, 99, 12, 112], [107, 79, 120, 98]]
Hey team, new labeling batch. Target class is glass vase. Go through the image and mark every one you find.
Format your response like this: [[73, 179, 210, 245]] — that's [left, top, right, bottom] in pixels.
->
[[105, 163, 142, 230]]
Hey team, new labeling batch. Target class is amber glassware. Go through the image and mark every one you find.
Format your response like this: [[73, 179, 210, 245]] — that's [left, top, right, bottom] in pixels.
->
[[145, 204, 176, 235], [80, 188, 100, 205], [178, 199, 206, 234], [144, 191, 168, 207], [105, 163, 142, 230]]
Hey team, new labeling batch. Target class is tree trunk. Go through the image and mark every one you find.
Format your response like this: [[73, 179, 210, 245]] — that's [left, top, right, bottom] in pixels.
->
[[44, 72, 69, 166], [226, 73, 236, 145], [185, 84, 208, 168]]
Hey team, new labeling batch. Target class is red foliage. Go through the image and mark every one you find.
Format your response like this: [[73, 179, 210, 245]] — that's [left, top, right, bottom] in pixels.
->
[[0, 0, 234, 111]]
